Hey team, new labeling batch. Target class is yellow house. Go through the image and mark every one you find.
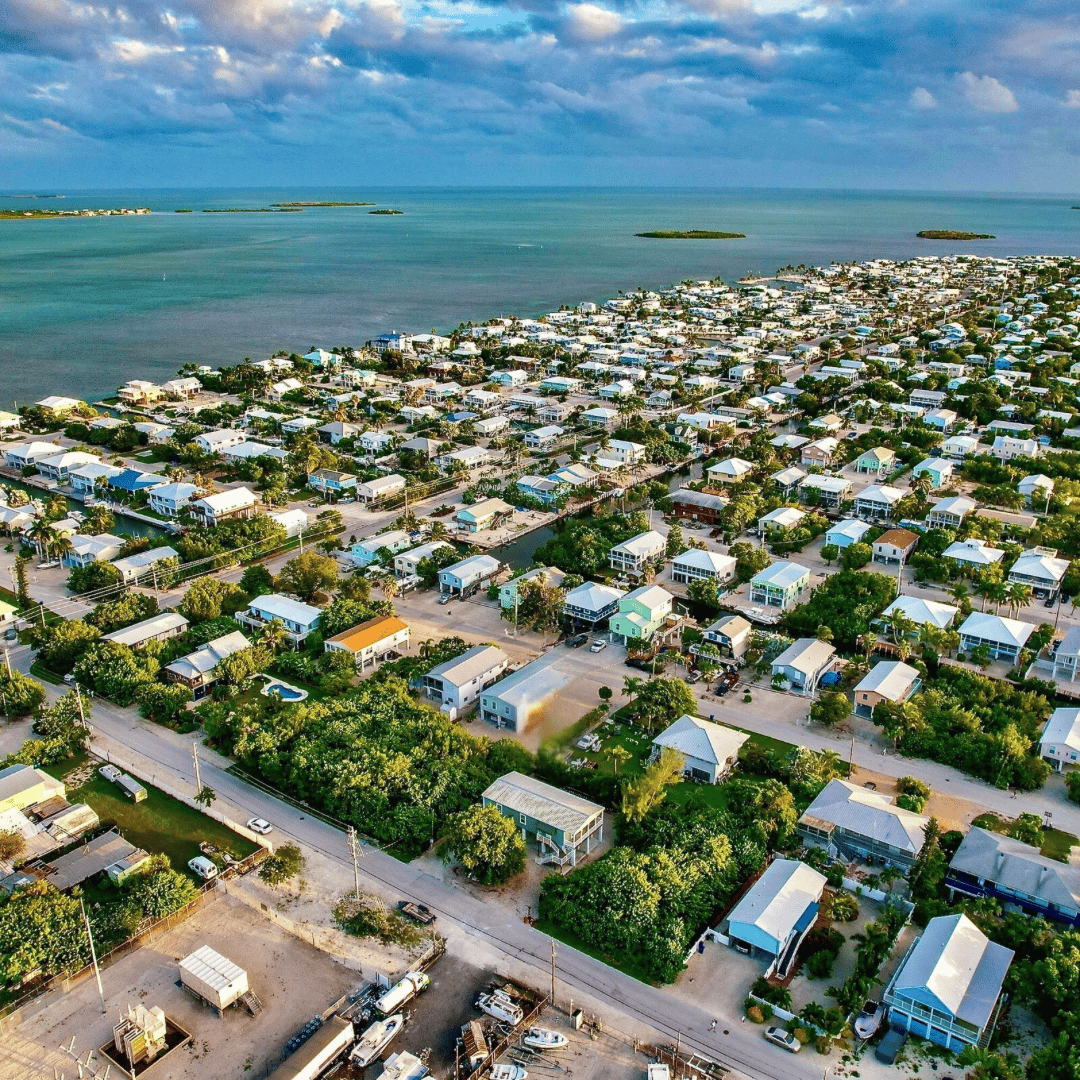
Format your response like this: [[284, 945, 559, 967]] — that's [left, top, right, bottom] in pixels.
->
[[0, 764, 65, 813]]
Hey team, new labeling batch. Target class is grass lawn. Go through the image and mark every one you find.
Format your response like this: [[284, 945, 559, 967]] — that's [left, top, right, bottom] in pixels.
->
[[972, 812, 1079, 862], [132, 446, 177, 464], [64, 756, 258, 876], [534, 917, 658, 985]]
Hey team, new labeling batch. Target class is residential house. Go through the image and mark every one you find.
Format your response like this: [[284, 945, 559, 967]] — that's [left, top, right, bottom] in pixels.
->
[[479, 652, 576, 732], [524, 425, 564, 450], [758, 507, 805, 536], [189, 487, 257, 527], [942, 537, 1005, 569], [438, 553, 501, 597], [324, 616, 411, 670], [706, 457, 754, 484], [801, 438, 838, 468], [235, 594, 322, 644], [4, 441, 64, 470], [499, 567, 566, 611], [101, 612, 189, 649], [111, 546, 179, 585], [670, 489, 728, 525], [398, 436, 440, 459], [771, 637, 836, 692], [1052, 628, 1080, 685], [393, 541, 453, 579], [488, 370, 528, 387], [912, 458, 955, 488], [852, 661, 921, 719], [702, 614, 752, 660], [147, 482, 200, 518], [1039, 706, 1080, 770], [800, 475, 851, 508], [825, 518, 872, 549], [356, 474, 406, 505], [749, 561, 810, 610], [318, 421, 362, 446], [853, 484, 904, 522], [516, 475, 565, 506], [909, 388, 946, 409], [350, 530, 412, 567], [991, 435, 1039, 462], [194, 429, 245, 455], [164, 630, 251, 699], [437, 446, 494, 473], [68, 462, 123, 495], [941, 434, 980, 459], [958, 612, 1034, 663], [36, 451, 100, 482], [601, 440, 647, 466], [108, 468, 163, 495], [651, 714, 748, 784], [267, 509, 307, 538], [307, 469, 357, 497], [670, 549, 736, 586], [798, 778, 930, 869], [609, 530, 665, 573], [0, 764, 65, 813], [482, 772, 603, 868], [598, 380, 635, 399], [881, 595, 958, 633], [220, 441, 287, 465], [581, 407, 618, 427], [422, 644, 510, 714], [474, 415, 509, 437], [455, 499, 514, 534], [872, 528, 919, 566], [883, 914, 1012, 1051], [34, 396, 82, 415], [771, 466, 807, 498], [1008, 549, 1069, 600], [463, 388, 502, 413], [539, 402, 574, 424], [564, 581, 625, 627], [724, 859, 827, 975], [610, 585, 674, 646], [65, 533, 124, 568], [946, 827, 1080, 926], [1018, 474, 1054, 508], [926, 496, 977, 530]]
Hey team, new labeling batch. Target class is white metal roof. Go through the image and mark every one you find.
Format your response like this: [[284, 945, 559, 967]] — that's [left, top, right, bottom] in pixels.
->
[[853, 661, 920, 702], [178, 945, 247, 992], [1041, 707, 1080, 754], [248, 593, 322, 626], [652, 714, 748, 768], [727, 858, 826, 947], [958, 611, 1035, 649], [483, 771, 602, 833], [882, 595, 957, 630], [801, 779, 928, 855]]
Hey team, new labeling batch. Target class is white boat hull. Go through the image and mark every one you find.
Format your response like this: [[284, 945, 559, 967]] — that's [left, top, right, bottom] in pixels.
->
[[351, 1014, 405, 1066]]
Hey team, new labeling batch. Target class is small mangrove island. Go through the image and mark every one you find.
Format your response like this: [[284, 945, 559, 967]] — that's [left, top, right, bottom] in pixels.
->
[[636, 230, 745, 239], [917, 230, 995, 240], [272, 201, 375, 207], [369, 208, 404, 215], [201, 207, 303, 213]]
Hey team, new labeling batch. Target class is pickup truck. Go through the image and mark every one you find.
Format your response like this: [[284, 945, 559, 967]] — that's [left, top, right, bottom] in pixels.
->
[[399, 901, 437, 926]]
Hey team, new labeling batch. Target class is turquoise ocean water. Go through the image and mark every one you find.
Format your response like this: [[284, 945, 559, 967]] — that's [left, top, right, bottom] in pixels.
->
[[0, 187, 1076, 406]]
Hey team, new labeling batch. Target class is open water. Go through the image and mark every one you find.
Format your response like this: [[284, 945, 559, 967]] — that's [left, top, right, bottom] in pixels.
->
[[1, 187, 1077, 406]]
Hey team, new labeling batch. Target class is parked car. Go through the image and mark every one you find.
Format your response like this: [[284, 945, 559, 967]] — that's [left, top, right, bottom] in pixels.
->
[[575, 734, 601, 752], [439, 593, 453, 605], [188, 856, 219, 881], [717, 683, 730, 696], [687, 671, 703, 684], [763, 1027, 800, 1054], [567, 633, 589, 648], [399, 901, 436, 925], [589, 640, 608, 653], [246, 817, 273, 835]]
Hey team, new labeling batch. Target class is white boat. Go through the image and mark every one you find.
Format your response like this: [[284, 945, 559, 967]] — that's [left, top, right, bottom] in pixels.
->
[[521, 1027, 569, 1051], [351, 1013, 405, 1066], [854, 1000, 884, 1041], [490, 1066, 527, 1080], [476, 990, 524, 1025]]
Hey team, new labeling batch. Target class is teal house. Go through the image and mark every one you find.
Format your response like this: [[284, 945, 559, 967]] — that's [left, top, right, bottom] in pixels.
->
[[609, 585, 673, 644], [482, 772, 604, 868]]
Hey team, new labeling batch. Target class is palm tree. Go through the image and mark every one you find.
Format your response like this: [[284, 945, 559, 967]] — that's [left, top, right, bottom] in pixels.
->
[[27, 519, 55, 559], [1006, 581, 1031, 618], [622, 675, 643, 704], [49, 535, 73, 565], [610, 745, 632, 775], [258, 619, 289, 655], [382, 576, 400, 601]]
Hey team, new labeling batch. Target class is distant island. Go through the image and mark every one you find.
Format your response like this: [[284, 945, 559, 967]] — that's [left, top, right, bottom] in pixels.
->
[[369, 209, 404, 215], [202, 207, 304, 214], [917, 230, 995, 240], [272, 201, 375, 207], [1, 207, 150, 219], [636, 230, 745, 239]]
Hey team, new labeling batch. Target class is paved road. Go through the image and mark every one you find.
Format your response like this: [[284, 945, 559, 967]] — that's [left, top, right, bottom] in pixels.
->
[[10, 643, 817, 1080]]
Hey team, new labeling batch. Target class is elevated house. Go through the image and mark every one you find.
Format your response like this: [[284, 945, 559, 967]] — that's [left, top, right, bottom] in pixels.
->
[[421, 644, 509, 715], [749, 561, 810, 610], [650, 714, 748, 784], [164, 630, 251, 699]]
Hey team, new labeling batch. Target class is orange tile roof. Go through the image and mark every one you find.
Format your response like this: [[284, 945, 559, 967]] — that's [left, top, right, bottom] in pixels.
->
[[327, 615, 409, 652]]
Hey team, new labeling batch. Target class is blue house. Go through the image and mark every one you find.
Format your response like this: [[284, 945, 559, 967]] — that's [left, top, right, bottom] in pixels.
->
[[884, 914, 1012, 1051], [308, 469, 357, 496], [109, 468, 162, 494], [724, 858, 827, 977]]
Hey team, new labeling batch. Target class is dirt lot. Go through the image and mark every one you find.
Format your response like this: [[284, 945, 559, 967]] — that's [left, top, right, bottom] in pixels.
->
[[0, 891, 365, 1080]]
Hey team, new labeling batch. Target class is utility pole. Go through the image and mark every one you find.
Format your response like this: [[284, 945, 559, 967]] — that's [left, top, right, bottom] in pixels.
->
[[298, 526, 304, 555], [80, 898, 107, 1015], [192, 742, 202, 796], [347, 826, 362, 899], [3, 648, 9, 678], [74, 684, 89, 735], [550, 939, 556, 1007]]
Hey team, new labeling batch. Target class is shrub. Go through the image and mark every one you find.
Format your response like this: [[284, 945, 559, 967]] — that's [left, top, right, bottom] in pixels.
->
[[258, 843, 305, 886], [744, 1002, 766, 1023], [806, 950, 835, 979], [829, 891, 859, 922]]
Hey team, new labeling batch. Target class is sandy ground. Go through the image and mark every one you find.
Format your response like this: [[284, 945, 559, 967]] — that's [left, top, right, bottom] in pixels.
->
[[0, 890, 365, 1080]]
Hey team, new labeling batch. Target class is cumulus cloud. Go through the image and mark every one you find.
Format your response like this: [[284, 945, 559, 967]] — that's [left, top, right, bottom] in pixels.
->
[[909, 86, 935, 110], [561, 4, 623, 42], [957, 71, 1018, 113], [1064, 89, 1080, 108]]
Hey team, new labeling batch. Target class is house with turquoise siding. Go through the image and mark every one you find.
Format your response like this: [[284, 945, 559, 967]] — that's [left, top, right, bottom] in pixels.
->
[[482, 771, 604, 867], [308, 468, 358, 496], [609, 585, 673, 645], [499, 566, 566, 611], [912, 457, 954, 488]]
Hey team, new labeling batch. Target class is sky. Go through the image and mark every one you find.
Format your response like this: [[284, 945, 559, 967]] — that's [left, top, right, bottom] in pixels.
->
[[1, 0, 1078, 190]]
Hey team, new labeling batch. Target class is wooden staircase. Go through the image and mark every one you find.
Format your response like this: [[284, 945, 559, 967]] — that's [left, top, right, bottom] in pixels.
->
[[241, 990, 263, 1016]]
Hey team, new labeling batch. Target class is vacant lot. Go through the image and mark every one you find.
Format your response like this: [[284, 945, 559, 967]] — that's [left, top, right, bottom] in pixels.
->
[[62, 754, 259, 876], [0, 891, 362, 1080]]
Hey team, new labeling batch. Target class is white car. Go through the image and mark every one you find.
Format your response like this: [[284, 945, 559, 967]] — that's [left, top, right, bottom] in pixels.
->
[[246, 817, 273, 835], [188, 856, 219, 881], [589, 640, 607, 653], [763, 1027, 801, 1054]]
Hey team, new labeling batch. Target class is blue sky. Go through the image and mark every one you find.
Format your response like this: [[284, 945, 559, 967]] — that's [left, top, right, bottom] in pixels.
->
[[2, 0, 1078, 189]]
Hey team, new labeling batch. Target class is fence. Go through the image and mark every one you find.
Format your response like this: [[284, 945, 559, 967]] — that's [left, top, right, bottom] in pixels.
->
[[458, 996, 550, 1080], [0, 850, 261, 1026]]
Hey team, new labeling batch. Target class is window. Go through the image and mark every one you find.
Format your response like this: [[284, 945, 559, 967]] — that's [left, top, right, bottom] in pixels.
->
[[519, 813, 527, 825]]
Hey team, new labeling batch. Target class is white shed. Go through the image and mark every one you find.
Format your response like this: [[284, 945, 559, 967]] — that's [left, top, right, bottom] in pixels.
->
[[179, 945, 249, 1015]]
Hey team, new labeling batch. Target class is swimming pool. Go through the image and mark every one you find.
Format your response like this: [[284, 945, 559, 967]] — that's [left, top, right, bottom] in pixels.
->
[[259, 676, 309, 702]]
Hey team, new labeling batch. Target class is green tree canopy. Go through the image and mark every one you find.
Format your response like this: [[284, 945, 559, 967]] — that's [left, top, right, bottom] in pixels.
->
[[444, 804, 527, 884]]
